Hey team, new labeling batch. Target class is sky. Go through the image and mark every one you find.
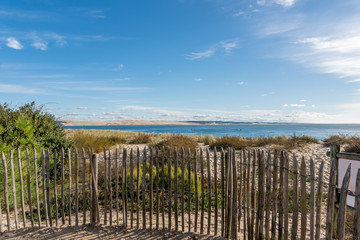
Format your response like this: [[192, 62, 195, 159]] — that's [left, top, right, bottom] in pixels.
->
[[1, 0, 360, 123]]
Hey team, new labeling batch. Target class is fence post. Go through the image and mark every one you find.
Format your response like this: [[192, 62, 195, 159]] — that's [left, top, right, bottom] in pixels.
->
[[90, 153, 99, 226], [330, 145, 340, 239]]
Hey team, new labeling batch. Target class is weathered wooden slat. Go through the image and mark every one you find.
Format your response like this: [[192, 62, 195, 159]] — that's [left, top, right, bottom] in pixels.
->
[[68, 149, 72, 226], [187, 148, 192, 233], [116, 147, 120, 226], [17, 149, 26, 228], [214, 147, 218, 236], [194, 149, 199, 233], [123, 148, 128, 227], [220, 148, 225, 236], [354, 168, 360, 240], [310, 158, 315, 240], [167, 147, 172, 230], [108, 149, 112, 225], [137, 147, 140, 229], [40, 150, 48, 227], [2, 152, 11, 231], [181, 147, 185, 232], [338, 163, 351, 240], [26, 149, 34, 227], [207, 148, 211, 235], [161, 147, 165, 230], [278, 151, 284, 240], [237, 149, 242, 234], [250, 150, 256, 240], [243, 150, 247, 240], [88, 149, 92, 221], [149, 148, 154, 229], [33, 150, 41, 227], [53, 150, 58, 226], [200, 148, 205, 234], [90, 154, 100, 225], [61, 148, 65, 225], [283, 153, 289, 240], [291, 154, 299, 240], [271, 151, 278, 240], [82, 148, 86, 224], [255, 150, 261, 239], [326, 145, 340, 240], [10, 150, 19, 229], [300, 157, 307, 240], [232, 149, 238, 239], [75, 149, 79, 226], [265, 151, 271, 240], [46, 149, 52, 227], [258, 151, 265, 239], [155, 148, 160, 230], [130, 149, 134, 228], [315, 161, 324, 240], [174, 147, 179, 232], [104, 147, 108, 225], [142, 147, 147, 229]]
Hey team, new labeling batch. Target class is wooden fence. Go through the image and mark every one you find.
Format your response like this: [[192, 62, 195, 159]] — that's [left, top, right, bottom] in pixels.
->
[[0, 145, 360, 239]]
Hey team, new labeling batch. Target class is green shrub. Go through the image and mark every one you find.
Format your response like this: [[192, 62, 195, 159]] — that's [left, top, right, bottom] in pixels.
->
[[126, 163, 200, 194]]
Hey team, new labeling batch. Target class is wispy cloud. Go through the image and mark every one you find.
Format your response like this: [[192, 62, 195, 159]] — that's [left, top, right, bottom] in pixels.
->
[[0, 83, 44, 94], [186, 48, 216, 60], [186, 39, 238, 60], [6, 37, 23, 50], [194, 78, 202, 81], [238, 81, 247, 85], [88, 10, 106, 19], [26, 74, 73, 79], [77, 107, 88, 110], [31, 40, 48, 50]]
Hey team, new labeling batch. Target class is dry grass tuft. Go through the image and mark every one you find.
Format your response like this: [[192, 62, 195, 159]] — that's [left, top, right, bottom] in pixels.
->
[[153, 134, 199, 150]]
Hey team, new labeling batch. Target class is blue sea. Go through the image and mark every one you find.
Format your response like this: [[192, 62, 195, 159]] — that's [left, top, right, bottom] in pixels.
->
[[65, 124, 360, 140]]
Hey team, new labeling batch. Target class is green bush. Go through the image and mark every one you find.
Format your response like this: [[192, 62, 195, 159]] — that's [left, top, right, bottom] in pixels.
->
[[126, 163, 200, 194]]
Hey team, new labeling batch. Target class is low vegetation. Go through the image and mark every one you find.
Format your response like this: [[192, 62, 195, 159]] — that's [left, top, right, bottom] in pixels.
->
[[323, 135, 360, 153], [209, 135, 319, 150], [152, 134, 199, 150]]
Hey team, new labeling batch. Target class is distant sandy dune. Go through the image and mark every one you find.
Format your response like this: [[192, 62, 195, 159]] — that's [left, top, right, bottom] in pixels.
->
[[61, 120, 200, 126]]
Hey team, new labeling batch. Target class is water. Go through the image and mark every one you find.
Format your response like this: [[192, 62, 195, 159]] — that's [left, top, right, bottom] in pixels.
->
[[65, 124, 360, 140]]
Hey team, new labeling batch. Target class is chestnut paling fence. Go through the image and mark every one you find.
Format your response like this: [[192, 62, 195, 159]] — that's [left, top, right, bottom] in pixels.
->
[[0, 145, 359, 239]]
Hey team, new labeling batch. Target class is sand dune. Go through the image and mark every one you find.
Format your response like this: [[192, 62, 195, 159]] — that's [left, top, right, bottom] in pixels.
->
[[61, 120, 200, 126]]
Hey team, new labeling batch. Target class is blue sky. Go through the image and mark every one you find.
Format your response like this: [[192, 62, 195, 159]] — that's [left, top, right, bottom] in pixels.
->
[[1, 0, 360, 123]]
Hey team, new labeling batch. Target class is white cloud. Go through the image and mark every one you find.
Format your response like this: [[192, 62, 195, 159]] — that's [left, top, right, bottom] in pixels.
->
[[186, 39, 238, 60], [6, 37, 23, 50], [113, 77, 131, 81], [45, 33, 67, 46], [300, 99, 307, 102], [238, 81, 247, 85], [121, 105, 154, 111], [32, 40, 48, 50], [283, 104, 288, 107], [0, 84, 43, 94], [26, 74, 72, 79], [220, 40, 239, 54], [290, 104, 305, 107], [194, 78, 202, 81], [77, 107, 88, 110], [186, 48, 216, 60], [273, 0, 296, 7]]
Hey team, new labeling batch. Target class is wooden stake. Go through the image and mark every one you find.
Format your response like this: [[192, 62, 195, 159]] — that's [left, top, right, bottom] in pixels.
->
[[108, 149, 112, 225], [17, 149, 26, 228], [337, 163, 351, 240], [123, 148, 128, 227], [265, 151, 272, 240], [187, 148, 192, 233], [137, 147, 140, 229], [353, 169, 360, 240], [300, 157, 307, 240], [283, 153, 290, 240], [2, 152, 11, 231], [10, 150, 19, 229], [181, 147, 185, 232], [82, 148, 86, 224], [26, 149, 34, 227], [116, 147, 120, 226], [142, 147, 147, 229], [75, 149, 79, 226], [155, 148, 160, 230], [194, 149, 198, 233], [130, 149, 134, 228], [68, 148, 72, 226], [33, 149, 41, 227], [315, 161, 324, 240], [310, 158, 315, 240], [149, 148, 154, 229], [271, 151, 278, 240], [104, 147, 108, 225], [46, 149, 53, 227], [167, 147, 172, 230], [54, 150, 58, 226], [200, 148, 205, 234], [214, 147, 218, 236], [207, 148, 211, 235], [61, 148, 65, 225], [291, 154, 299, 240], [174, 147, 179, 232]]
